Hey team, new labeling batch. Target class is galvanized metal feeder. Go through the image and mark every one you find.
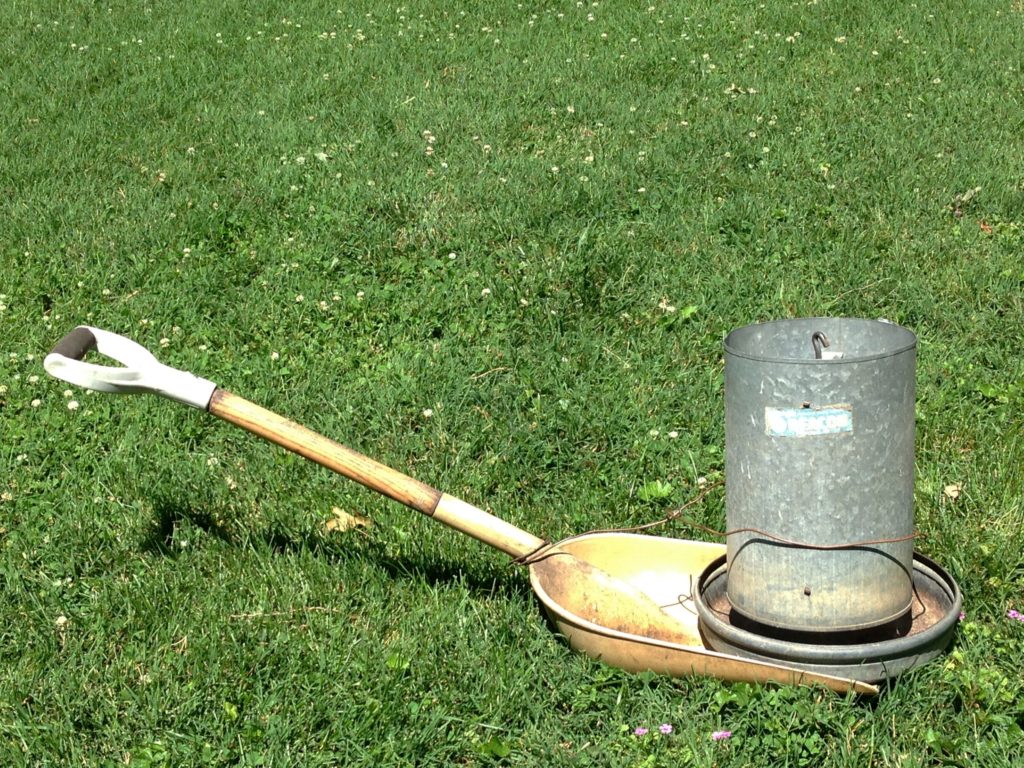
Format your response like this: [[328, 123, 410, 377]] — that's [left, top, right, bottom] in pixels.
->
[[694, 318, 962, 682]]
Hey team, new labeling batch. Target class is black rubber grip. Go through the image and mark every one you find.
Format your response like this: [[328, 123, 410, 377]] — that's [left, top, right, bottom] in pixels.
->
[[51, 327, 98, 360]]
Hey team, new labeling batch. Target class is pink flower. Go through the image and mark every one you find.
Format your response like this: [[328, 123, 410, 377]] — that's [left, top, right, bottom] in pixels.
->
[[1009, 610, 1023, 622], [659, 723, 673, 735], [633, 727, 649, 736], [712, 730, 732, 741]]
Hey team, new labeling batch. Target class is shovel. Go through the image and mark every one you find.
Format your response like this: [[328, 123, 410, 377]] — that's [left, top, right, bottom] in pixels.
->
[[45, 327, 877, 695]]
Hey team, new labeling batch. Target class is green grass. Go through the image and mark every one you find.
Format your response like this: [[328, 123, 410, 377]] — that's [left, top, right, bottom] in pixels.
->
[[2, 0, 1023, 765]]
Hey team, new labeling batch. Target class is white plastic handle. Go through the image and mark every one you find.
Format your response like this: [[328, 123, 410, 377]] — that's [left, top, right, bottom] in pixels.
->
[[44, 326, 217, 410]]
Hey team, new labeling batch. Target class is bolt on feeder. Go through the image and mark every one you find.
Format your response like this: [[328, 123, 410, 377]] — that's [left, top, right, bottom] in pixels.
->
[[694, 318, 961, 682]]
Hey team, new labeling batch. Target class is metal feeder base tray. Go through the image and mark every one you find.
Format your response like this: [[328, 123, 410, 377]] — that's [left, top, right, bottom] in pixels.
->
[[694, 552, 962, 683]]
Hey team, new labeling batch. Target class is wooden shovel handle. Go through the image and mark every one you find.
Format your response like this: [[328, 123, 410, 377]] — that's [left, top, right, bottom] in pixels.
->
[[210, 390, 442, 512], [208, 390, 546, 558], [43, 327, 546, 559]]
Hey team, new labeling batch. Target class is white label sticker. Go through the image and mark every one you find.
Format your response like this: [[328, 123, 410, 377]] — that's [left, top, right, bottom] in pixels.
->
[[765, 405, 853, 437]]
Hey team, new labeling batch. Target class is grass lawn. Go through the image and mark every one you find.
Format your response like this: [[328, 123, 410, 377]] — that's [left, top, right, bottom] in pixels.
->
[[2, 0, 1023, 765]]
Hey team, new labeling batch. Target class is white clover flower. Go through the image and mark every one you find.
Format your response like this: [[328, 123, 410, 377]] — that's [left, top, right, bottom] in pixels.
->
[[422, 408, 434, 418], [31, 399, 42, 408], [67, 400, 79, 411]]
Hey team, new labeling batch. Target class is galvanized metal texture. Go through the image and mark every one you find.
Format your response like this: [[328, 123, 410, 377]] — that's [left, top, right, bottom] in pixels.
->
[[694, 552, 962, 683], [724, 318, 917, 632]]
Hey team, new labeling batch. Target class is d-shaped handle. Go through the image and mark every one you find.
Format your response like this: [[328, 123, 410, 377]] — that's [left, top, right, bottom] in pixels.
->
[[44, 326, 217, 410]]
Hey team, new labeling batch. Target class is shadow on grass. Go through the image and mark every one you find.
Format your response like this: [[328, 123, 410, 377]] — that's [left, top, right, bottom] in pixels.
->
[[139, 493, 526, 597], [262, 522, 527, 598], [140, 493, 236, 557]]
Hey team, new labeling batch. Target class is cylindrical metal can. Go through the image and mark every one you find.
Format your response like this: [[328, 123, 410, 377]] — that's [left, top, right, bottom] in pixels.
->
[[724, 318, 916, 633]]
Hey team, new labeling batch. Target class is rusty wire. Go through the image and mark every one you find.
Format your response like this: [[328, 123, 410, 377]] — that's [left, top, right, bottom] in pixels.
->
[[513, 480, 921, 568]]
